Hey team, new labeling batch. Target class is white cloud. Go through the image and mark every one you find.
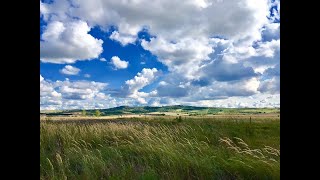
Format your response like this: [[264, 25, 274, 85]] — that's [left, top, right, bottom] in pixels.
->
[[100, 58, 107, 61], [40, 20, 103, 64], [146, 73, 263, 106], [124, 68, 159, 94], [258, 77, 280, 94], [109, 22, 141, 46], [110, 31, 137, 46], [141, 37, 213, 79], [110, 56, 129, 69], [40, 75, 63, 110], [193, 77, 260, 100], [198, 58, 259, 82], [73, 0, 267, 41], [262, 23, 280, 41], [84, 74, 91, 78], [55, 79, 108, 100], [48, 0, 271, 51], [40, 75, 61, 98], [263, 64, 280, 77], [41, 75, 115, 110], [60, 65, 80, 75], [243, 39, 280, 74], [194, 93, 280, 108], [40, 0, 280, 108], [113, 68, 159, 104], [146, 93, 280, 108], [255, 39, 280, 58], [40, 0, 70, 22]]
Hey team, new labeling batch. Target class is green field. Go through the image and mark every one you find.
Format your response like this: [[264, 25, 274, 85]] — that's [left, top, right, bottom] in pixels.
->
[[41, 105, 280, 116], [40, 115, 280, 179]]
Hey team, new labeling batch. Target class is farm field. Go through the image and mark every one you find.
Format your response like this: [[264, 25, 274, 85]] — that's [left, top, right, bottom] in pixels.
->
[[40, 106, 280, 179]]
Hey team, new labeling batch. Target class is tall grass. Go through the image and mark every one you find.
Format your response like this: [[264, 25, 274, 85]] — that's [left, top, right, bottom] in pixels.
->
[[40, 117, 280, 179]]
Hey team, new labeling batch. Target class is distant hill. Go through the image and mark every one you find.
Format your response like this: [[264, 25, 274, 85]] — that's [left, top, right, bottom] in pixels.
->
[[41, 105, 280, 116]]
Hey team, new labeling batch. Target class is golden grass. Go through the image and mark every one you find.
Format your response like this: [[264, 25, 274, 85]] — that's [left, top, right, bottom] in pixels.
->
[[219, 137, 280, 163]]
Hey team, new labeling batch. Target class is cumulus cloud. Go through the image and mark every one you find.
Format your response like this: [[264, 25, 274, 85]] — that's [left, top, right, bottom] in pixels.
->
[[68, 0, 269, 41], [263, 64, 280, 77], [110, 31, 137, 46], [40, 77, 62, 98], [258, 77, 280, 94], [124, 68, 159, 94], [142, 37, 213, 79], [262, 23, 280, 41], [40, 75, 115, 110], [156, 83, 189, 98], [55, 79, 108, 100], [193, 93, 280, 108], [40, 75, 62, 110], [112, 68, 160, 104], [255, 39, 280, 58], [243, 39, 280, 74], [110, 56, 129, 69], [190, 77, 260, 100], [40, 0, 280, 108], [40, 0, 70, 22], [199, 58, 259, 82], [145, 92, 279, 108], [40, 20, 103, 64], [146, 68, 260, 102], [100, 58, 107, 61], [60, 65, 80, 75], [41, 0, 273, 64]]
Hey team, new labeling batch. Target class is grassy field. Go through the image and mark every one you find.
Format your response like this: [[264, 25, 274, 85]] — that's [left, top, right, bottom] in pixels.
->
[[40, 115, 280, 180], [41, 105, 280, 117]]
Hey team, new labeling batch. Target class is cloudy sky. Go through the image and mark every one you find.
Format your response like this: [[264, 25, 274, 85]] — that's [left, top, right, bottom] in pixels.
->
[[40, 0, 280, 110]]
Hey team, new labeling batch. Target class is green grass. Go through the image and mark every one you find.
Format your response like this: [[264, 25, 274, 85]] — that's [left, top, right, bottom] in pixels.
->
[[40, 117, 280, 179]]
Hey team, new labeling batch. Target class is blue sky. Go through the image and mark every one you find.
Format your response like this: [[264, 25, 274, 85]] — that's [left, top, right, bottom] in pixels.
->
[[40, 0, 280, 110]]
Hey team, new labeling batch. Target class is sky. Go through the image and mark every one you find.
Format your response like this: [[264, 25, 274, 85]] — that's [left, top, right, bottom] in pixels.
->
[[40, 0, 280, 110]]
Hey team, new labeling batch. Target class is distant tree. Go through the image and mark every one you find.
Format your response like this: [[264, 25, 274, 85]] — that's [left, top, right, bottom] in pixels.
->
[[82, 109, 87, 116], [95, 110, 101, 117]]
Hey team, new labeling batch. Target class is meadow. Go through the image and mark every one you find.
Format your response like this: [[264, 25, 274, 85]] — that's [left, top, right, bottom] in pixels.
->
[[40, 115, 280, 179]]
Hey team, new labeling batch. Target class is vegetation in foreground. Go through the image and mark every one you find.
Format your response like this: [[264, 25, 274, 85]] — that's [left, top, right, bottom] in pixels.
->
[[40, 117, 280, 179]]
